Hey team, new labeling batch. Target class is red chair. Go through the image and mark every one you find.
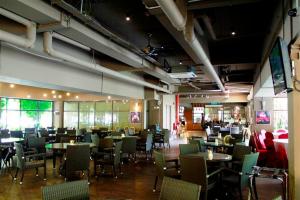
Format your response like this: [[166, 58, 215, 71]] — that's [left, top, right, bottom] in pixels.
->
[[249, 133, 268, 166], [276, 144, 288, 169], [278, 133, 288, 139], [264, 132, 277, 167]]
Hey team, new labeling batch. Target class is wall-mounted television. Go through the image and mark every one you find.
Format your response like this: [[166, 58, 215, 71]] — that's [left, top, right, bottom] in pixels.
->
[[269, 37, 293, 95]]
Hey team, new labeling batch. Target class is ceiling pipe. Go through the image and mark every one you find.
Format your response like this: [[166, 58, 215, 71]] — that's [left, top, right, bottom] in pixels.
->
[[0, 8, 36, 48], [199, 15, 217, 40], [154, 0, 225, 92], [52, 32, 91, 51], [43, 32, 171, 94], [187, 82, 201, 90]]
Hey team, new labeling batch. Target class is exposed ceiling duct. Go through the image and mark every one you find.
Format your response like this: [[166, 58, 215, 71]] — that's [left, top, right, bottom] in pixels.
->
[[147, 0, 226, 92], [0, 8, 36, 48], [43, 32, 172, 94]]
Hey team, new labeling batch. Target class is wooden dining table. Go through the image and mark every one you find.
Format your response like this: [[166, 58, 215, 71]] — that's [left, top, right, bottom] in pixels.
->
[[165, 152, 232, 162]]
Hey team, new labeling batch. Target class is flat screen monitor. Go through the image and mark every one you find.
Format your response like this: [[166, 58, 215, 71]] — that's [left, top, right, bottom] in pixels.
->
[[269, 37, 292, 95]]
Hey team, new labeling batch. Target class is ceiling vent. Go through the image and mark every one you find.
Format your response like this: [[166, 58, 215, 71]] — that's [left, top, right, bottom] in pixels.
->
[[168, 66, 197, 79]]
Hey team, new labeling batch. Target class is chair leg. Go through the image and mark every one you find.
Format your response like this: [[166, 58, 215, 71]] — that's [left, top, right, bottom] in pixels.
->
[[35, 168, 39, 176], [239, 187, 243, 200], [87, 169, 90, 184], [20, 170, 24, 184], [119, 164, 122, 174], [14, 168, 19, 180], [253, 176, 258, 200], [44, 166, 47, 180], [153, 176, 158, 192], [112, 165, 117, 178]]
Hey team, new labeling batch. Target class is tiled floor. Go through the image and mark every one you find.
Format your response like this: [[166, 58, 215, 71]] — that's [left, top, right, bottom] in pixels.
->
[[0, 131, 284, 200]]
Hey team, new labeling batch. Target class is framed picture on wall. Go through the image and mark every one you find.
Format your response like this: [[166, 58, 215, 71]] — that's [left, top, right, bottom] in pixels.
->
[[255, 111, 271, 124], [130, 112, 141, 123]]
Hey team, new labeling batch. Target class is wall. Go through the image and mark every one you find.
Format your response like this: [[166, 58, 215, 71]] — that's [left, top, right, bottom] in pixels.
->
[[252, 97, 274, 132], [161, 94, 176, 131]]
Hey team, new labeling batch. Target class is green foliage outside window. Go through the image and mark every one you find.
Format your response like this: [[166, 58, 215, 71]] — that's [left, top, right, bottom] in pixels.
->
[[0, 98, 6, 109]]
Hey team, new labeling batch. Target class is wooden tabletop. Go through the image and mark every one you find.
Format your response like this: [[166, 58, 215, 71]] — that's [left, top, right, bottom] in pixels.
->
[[45, 142, 95, 150], [166, 152, 232, 162]]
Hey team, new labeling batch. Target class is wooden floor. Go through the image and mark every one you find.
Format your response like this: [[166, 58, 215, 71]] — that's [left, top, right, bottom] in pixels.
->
[[0, 131, 284, 200]]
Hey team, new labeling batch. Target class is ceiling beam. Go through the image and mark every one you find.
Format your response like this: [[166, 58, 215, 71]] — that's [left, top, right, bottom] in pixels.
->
[[187, 0, 263, 10]]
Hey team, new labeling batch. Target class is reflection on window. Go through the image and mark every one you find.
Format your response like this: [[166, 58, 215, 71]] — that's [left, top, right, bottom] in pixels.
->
[[0, 97, 53, 130], [273, 98, 288, 129]]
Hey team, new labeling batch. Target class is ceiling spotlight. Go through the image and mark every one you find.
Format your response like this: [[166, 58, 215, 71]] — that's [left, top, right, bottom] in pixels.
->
[[58, 95, 62, 99], [53, 95, 57, 99], [108, 96, 111, 100], [66, 92, 70, 96], [43, 93, 47, 97], [231, 31, 236, 36], [51, 90, 56, 94], [27, 95, 31, 98], [179, 60, 182, 65], [75, 96, 79, 99], [125, 13, 131, 21], [9, 84, 15, 88]]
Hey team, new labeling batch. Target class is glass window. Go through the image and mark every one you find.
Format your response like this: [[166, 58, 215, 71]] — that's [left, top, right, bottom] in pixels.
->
[[21, 100, 38, 110], [7, 99, 20, 110], [273, 98, 288, 129], [0, 98, 7, 110], [64, 102, 78, 111], [193, 107, 204, 123], [64, 111, 79, 129], [39, 101, 53, 111]]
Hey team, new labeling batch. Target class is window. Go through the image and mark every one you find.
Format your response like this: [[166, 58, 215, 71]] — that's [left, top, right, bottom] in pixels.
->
[[193, 107, 204, 123], [64, 102, 79, 129], [113, 101, 130, 129], [273, 98, 288, 130], [79, 102, 95, 129], [0, 97, 53, 130], [95, 101, 112, 129]]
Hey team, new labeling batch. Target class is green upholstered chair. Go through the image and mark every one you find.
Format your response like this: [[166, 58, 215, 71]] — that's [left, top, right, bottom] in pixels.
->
[[14, 142, 47, 184], [153, 150, 180, 192], [180, 155, 222, 200], [121, 136, 137, 161], [189, 137, 206, 152], [222, 152, 259, 200], [162, 129, 171, 148], [230, 144, 252, 170], [27, 137, 46, 154], [42, 180, 89, 200], [94, 141, 123, 178], [179, 144, 199, 155], [159, 176, 201, 200], [64, 144, 90, 182]]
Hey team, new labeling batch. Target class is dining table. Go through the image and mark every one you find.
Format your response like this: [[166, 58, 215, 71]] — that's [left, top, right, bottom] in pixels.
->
[[165, 152, 232, 163], [273, 138, 289, 158]]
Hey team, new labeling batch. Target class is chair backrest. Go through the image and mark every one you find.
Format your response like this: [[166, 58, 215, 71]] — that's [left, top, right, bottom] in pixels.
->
[[232, 144, 251, 161], [159, 177, 201, 200], [230, 127, 240, 134], [110, 131, 122, 136], [240, 153, 259, 189], [14, 142, 25, 169], [38, 129, 48, 138], [128, 127, 135, 135], [57, 128, 67, 134], [42, 180, 89, 200], [91, 134, 100, 147], [189, 137, 205, 152], [113, 141, 123, 166], [146, 133, 153, 151], [55, 133, 65, 143], [99, 138, 114, 150], [162, 129, 170, 142], [153, 150, 167, 177], [10, 131, 23, 138], [79, 128, 87, 135], [61, 136, 76, 143], [25, 128, 36, 134], [179, 144, 199, 155], [122, 137, 137, 154], [83, 132, 92, 143], [28, 137, 46, 153], [66, 129, 76, 136], [0, 129, 10, 138], [180, 155, 208, 190], [66, 145, 90, 172]]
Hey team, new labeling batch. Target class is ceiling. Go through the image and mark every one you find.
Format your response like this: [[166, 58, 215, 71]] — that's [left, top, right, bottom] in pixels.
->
[[49, 0, 281, 96]]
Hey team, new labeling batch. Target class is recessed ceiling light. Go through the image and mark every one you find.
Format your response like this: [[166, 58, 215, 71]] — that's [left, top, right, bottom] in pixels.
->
[[58, 95, 62, 99], [125, 16, 131, 21], [231, 31, 236, 36], [43, 93, 47, 97], [53, 95, 57, 99], [27, 95, 31, 98], [9, 84, 15, 88], [75, 96, 79, 99], [66, 92, 70, 96], [51, 90, 56, 94], [108, 96, 111, 100], [179, 60, 182, 65]]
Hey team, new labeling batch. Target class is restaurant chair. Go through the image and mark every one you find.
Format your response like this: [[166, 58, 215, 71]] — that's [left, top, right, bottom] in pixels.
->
[[136, 133, 153, 160], [180, 155, 222, 200], [0, 129, 10, 138], [27, 137, 46, 154], [159, 176, 201, 200], [189, 137, 206, 152], [57, 128, 67, 134], [14, 142, 47, 184], [230, 145, 251, 170], [66, 129, 76, 136], [152, 150, 180, 192], [221, 152, 259, 200], [63, 144, 90, 182], [82, 132, 92, 143], [128, 127, 135, 135], [110, 131, 122, 136], [10, 130, 23, 138], [94, 141, 123, 178], [179, 144, 199, 155], [42, 180, 89, 200], [60, 136, 76, 143], [121, 136, 137, 162]]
